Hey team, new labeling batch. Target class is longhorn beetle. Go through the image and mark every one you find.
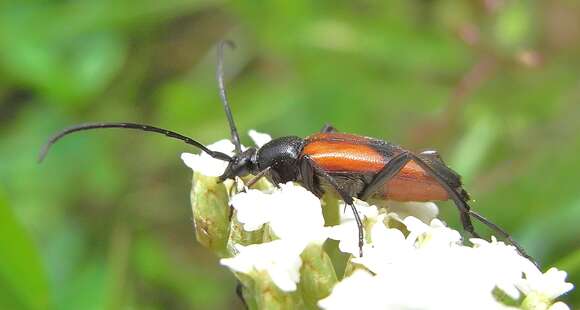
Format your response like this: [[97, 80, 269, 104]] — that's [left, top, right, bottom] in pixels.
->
[[39, 41, 537, 265]]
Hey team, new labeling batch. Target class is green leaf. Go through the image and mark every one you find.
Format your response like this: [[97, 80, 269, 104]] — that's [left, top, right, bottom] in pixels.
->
[[0, 190, 51, 310]]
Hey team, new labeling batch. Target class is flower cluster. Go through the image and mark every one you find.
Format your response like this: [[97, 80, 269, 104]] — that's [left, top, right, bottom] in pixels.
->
[[181, 131, 574, 310]]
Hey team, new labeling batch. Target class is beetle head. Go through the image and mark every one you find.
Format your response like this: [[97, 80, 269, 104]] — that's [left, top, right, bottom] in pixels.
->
[[218, 147, 259, 181]]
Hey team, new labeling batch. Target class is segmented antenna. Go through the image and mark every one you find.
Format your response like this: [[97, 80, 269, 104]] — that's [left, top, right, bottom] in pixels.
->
[[38, 122, 233, 163], [216, 40, 242, 155]]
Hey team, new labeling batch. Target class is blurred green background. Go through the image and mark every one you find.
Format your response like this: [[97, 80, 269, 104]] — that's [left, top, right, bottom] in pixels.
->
[[0, 1, 578, 309]]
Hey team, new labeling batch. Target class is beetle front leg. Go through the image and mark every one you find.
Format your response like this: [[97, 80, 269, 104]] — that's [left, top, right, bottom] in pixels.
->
[[299, 156, 323, 197], [301, 156, 365, 257], [245, 166, 272, 189]]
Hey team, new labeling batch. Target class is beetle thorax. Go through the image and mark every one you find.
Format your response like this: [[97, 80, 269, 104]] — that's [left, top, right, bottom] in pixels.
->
[[256, 136, 305, 183]]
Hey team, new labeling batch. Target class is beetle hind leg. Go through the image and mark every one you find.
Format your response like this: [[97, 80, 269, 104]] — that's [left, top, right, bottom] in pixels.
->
[[358, 151, 535, 265], [360, 151, 413, 200], [408, 154, 538, 266]]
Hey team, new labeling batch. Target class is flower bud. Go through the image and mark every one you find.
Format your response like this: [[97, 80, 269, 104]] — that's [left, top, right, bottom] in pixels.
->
[[299, 244, 338, 307], [190, 173, 230, 257]]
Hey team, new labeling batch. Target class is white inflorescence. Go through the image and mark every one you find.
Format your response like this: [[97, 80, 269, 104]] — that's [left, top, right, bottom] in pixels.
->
[[181, 131, 575, 310]]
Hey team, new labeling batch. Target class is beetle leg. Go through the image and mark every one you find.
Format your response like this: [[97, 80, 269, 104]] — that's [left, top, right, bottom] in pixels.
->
[[299, 157, 322, 197], [361, 151, 481, 239], [357, 151, 536, 265], [419, 150, 443, 162], [320, 123, 338, 133], [302, 155, 365, 257], [245, 166, 272, 189], [267, 169, 282, 189], [468, 210, 538, 266], [360, 151, 412, 200], [359, 151, 479, 235]]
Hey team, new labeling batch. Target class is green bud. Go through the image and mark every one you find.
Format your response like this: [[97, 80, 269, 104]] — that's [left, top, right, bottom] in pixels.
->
[[229, 213, 265, 249], [190, 173, 230, 257], [299, 244, 338, 308], [235, 273, 258, 310], [253, 271, 305, 310], [492, 286, 522, 308], [521, 293, 552, 310]]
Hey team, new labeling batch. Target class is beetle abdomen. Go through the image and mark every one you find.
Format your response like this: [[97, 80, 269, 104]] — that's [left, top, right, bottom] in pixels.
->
[[384, 161, 449, 201]]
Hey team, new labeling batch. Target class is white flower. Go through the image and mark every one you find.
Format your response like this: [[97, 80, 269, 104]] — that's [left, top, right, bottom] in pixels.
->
[[220, 240, 303, 292], [376, 200, 439, 224], [404, 217, 462, 249], [248, 129, 272, 147], [181, 139, 235, 177], [317, 270, 385, 310], [548, 302, 571, 310], [266, 183, 327, 243], [352, 217, 410, 273], [229, 189, 273, 231], [230, 182, 327, 244], [517, 267, 574, 301]]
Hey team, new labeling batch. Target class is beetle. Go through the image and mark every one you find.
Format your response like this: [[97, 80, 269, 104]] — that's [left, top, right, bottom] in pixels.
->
[[39, 41, 536, 265]]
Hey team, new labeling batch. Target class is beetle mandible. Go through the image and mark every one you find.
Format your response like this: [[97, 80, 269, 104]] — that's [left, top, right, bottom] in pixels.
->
[[39, 41, 536, 265]]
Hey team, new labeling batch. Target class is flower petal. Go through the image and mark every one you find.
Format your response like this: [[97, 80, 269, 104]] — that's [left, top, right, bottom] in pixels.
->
[[383, 201, 439, 224], [517, 267, 574, 300], [229, 189, 273, 231], [220, 240, 304, 292], [181, 139, 236, 177], [268, 183, 327, 243], [318, 270, 383, 310], [248, 129, 272, 147], [549, 301, 571, 310]]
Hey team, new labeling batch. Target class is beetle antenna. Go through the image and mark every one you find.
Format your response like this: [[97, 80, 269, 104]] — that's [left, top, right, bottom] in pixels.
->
[[216, 40, 242, 155], [38, 122, 233, 163]]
